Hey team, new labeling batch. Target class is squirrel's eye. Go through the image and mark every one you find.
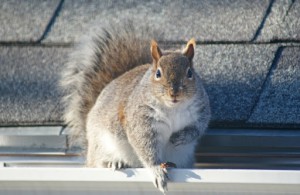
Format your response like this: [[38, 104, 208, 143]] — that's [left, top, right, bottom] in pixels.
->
[[156, 69, 161, 79], [187, 68, 193, 79]]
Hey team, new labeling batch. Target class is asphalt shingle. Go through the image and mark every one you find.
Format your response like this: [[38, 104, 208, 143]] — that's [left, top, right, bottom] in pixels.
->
[[248, 47, 300, 126], [0, 0, 61, 42], [0, 47, 69, 126], [194, 44, 278, 126], [0, 0, 298, 129], [0, 43, 278, 127], [257, 0, 300, 42], [45, 0, 270, 43]]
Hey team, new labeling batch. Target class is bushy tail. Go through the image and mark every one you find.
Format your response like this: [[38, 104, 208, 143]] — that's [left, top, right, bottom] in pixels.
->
[[60, 22, 156, 149]]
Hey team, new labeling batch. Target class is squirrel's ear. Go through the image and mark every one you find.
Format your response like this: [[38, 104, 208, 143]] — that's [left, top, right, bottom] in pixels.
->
[[151, 40, 162, 65], [183, 38, 196, 61]]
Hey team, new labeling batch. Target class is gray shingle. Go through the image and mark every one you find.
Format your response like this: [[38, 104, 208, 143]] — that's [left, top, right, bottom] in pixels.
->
[[193, 44, 278, 125], [45, 0, 270, 43], [0, 44, 278, 127], [248, 47, 300, 125], [0, 47, 69, 126], [257, 0, 300, 41], [0, 0, 60, 42]]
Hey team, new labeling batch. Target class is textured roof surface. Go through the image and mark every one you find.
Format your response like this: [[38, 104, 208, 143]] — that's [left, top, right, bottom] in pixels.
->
[[258, 0, 300, 42], [0, 0, 61, 42], [0, 47, 68, 125], [44, 0, 270, 43], [248, 47, 300, 126], [0, 0, 299, 128]]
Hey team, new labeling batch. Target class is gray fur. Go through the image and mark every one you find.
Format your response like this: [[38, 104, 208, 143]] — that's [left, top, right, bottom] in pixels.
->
[[60, 22, 154, 148], [61, 22, 210, 193]]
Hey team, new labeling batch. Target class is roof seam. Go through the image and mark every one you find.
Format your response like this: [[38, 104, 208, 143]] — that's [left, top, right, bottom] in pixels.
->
[[1, 41, 300, 47], [36, 0, 65, 43], [250, 0, 275, 42], [247, 46, 285, 122], [283, 0, 296, 22]]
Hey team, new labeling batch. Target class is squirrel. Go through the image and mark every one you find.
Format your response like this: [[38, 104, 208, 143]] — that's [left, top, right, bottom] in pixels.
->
[[60, 22, 211, 193]]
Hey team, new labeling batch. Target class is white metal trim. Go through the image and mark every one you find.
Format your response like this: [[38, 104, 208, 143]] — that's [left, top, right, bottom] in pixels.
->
[[0, 126, 63, 135], [0, 168, 299, 194], [0, 168, 299, 184]]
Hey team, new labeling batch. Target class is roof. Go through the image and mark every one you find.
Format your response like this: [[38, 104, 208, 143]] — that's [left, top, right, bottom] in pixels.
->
[[1, 0, 299, 128], [0, 0, 299, 168]]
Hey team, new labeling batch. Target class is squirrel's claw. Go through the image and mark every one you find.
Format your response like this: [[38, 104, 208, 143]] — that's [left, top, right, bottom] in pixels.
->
[[154, 176, 168, 194], [152, 166, 168, 194], [160, 162, 177, 169], [107, 160, 127, 170], [160, 161, 177, 180]]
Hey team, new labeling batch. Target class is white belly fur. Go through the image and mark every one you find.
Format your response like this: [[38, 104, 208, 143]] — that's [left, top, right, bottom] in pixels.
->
[[153, 100, 198, 167], [88, 98, 199, 168], [100, 131, 142, 167]]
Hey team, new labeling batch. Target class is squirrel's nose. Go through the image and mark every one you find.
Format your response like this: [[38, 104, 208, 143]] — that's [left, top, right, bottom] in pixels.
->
[[169, 85, 180, 97]]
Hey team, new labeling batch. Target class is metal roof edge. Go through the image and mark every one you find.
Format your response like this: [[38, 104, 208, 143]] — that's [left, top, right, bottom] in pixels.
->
[[0, 168, 299, 194]]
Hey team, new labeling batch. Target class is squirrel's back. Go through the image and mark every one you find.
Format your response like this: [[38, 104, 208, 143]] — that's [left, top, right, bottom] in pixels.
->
[[60, 23, 154, 148]]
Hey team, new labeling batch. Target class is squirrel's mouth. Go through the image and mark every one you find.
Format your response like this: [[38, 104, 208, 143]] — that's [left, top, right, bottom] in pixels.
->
[[164, 95, 182, 106], [172, 99, 179, 103], [170, 96, 180, 103], [164, 97, 181, 107]]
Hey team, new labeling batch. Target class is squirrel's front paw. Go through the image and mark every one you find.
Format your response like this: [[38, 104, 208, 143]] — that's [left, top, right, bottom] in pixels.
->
[[107, 160, 128, 170], [151, 166, 168, 194]]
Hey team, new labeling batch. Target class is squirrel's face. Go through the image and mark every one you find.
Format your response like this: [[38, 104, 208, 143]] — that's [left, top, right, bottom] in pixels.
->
[[150, 38, 197, 107], [151, 54, 197, 107]]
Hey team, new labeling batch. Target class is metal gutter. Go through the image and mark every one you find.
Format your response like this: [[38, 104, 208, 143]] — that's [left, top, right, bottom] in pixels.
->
[[1, 127, 300, 169], [0, 168, 299, 194]]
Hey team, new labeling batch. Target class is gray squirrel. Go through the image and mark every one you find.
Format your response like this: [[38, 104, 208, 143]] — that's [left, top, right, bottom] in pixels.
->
[[60, 23, 211, 193]]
